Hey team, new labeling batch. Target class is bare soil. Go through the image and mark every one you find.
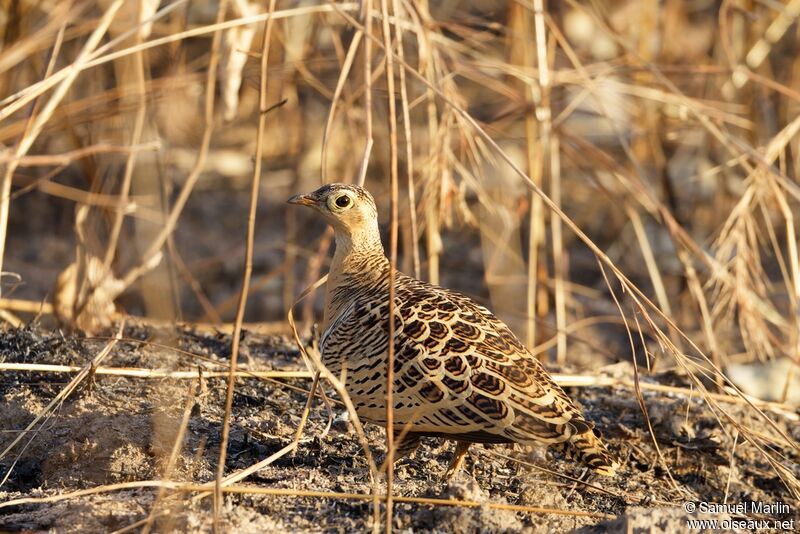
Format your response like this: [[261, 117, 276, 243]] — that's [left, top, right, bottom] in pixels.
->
[[0, 323, 798, 533]]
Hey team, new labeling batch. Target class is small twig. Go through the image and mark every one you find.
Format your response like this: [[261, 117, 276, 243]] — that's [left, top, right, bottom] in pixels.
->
[[379, 0, 399, 529], [1, 141, 160, 167], [321, 29, 363, 183], [598, 261, 683, 495], [723, 429, 739, 504], [141, 380, 198, 534], [392, 0, 419, 278], [102, 8, 150, 271], [357, 0, 374, 189], [0, 363, 310, 380]]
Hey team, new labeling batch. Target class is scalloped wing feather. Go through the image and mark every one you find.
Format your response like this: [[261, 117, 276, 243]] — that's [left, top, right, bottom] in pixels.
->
[[321, 273, 590, 446]]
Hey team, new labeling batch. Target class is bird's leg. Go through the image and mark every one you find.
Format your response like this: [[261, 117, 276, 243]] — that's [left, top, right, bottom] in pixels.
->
[[445, 440, 471, 479], [380, 432, 422, 476], [392, 431, 422, 462]]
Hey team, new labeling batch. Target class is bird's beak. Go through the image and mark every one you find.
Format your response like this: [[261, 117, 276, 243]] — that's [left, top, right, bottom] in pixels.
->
[[287, 193, 316, 206]]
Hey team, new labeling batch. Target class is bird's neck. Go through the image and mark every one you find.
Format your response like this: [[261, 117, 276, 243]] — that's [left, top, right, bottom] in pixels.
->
[[323, 224, 389, 330]]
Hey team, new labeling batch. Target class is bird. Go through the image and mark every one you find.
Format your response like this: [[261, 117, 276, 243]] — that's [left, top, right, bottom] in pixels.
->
[[288, 183, 618, 477]]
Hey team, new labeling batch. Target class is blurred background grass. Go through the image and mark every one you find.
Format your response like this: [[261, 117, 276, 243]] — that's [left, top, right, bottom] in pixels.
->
[[1, 0, 798, 379]]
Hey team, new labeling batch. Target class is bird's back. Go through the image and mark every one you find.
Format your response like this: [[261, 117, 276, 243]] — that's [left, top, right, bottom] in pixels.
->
[[320, 264, 617, 474]]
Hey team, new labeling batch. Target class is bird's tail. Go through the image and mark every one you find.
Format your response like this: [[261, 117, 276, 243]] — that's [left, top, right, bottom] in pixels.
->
[[554, 426, 618, 476]]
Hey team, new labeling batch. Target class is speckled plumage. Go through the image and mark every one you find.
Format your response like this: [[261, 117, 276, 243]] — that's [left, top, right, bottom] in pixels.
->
[[288, 184, 617, 476]]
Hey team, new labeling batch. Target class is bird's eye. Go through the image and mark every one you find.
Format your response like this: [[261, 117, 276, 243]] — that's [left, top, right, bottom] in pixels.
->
[[335, 195, 351, 208]]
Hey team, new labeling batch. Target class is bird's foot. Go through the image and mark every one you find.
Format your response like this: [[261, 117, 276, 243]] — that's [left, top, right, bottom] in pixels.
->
[[444, 441, 471, 480]]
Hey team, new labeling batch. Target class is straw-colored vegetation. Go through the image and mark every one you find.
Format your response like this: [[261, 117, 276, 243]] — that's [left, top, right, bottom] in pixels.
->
[[1, 0, 799, 531]]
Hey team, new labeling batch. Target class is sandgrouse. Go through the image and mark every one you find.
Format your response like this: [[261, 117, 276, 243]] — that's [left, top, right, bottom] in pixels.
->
[[288, 183, 617, 477]]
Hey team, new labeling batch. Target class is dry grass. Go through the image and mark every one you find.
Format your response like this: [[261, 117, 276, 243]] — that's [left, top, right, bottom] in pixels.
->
[[1, 0, 799, 531]]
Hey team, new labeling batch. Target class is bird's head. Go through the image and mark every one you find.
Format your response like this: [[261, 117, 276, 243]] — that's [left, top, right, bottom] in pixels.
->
[[288, 183, 379, 240]]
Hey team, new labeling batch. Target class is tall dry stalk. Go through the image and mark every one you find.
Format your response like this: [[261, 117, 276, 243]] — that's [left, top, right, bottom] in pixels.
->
[[214, 0, 278, 528]]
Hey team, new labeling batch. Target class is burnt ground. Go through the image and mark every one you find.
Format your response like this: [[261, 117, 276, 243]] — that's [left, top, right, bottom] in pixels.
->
[[0, 323, 798, 533]]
